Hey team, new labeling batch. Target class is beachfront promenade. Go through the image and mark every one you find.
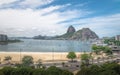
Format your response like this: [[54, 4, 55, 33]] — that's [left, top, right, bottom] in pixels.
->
[[0, 52, 119, 72], [0, 56, 119, 72]]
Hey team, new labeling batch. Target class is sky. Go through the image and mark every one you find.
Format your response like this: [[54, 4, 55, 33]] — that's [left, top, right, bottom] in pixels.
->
[[0, 0, 120, 38]]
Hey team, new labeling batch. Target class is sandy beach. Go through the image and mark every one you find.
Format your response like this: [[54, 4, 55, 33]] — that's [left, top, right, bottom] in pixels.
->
[[0, 52, 84, 64]]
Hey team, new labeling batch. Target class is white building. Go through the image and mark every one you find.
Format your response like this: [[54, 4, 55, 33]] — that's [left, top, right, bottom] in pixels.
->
[[91, 39, 107, 46]]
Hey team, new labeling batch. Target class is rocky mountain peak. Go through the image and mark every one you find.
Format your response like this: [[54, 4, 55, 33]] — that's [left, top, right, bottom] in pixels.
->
[[67, 25, 76, 33], [82, 28, 90, 30], [71, 28, 99, 40], [34, 26, 99, 40]]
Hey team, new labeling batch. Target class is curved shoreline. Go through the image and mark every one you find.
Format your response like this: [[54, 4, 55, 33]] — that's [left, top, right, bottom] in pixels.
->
[[0, 52, 87, 64]]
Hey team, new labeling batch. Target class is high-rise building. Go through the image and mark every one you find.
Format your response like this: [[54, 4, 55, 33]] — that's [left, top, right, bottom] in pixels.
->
[[115, 35, 120, 41], [0, 34, 8, 41]]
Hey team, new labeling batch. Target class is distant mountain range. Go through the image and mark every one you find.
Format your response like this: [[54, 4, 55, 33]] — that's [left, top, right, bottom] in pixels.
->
[[33, 26, 99, 40]]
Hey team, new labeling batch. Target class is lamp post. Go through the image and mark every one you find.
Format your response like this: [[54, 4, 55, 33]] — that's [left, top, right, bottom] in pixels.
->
[[20, 49, 22, 63], [0, 58, 1, 64], [59, 44, 62, 61], [52, 48, 54, 63]]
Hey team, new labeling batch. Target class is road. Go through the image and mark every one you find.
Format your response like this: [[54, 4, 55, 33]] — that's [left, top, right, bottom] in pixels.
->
[[0, 57, 120, 72]]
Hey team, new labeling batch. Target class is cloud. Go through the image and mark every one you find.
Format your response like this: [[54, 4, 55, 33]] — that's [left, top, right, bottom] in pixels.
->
[[0, 0, 17, 5], [0, 0, 54, 9], [63, 13, 120, 37], [19, 0, 54, 8], [0, 0, 119, 37], [0, 4, 88, 37], [1, 3, 119, 37]]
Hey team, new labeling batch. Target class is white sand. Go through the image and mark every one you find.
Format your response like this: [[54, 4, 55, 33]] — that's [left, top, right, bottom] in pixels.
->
[[0, 52, 85, 63]]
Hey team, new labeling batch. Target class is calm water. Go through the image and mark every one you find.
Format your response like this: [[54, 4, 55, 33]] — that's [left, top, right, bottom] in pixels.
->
[[0, 39, 92, 52]]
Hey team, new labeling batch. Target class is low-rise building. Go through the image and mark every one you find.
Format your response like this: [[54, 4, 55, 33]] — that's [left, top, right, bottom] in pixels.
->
[[110, 46, 120, 55], [91, 39, 107, 46]]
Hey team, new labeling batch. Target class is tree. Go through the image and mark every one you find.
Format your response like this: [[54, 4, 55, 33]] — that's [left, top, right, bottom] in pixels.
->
[[76, 62, 120, 75], [89, 65, 100, 75], [0, 70, 4, 75], [104, 38, 120, 46], [32, 68, 46, 75], [92, 45, 102, 63], [46, 66, 62, 75], [67, 51, 76, 62], [76, 67, 92, 75], [92, 45, 100, 54], [17, 67, 32, 75], [100, 62, 120, 74], [22, 56, 33, 66], [89, 52, 94, 64], [100, 46, 113, 62], [100, 70, 119, 75], [104, 46, 112, 55], [77, 65, 100, 75], [92, 45, 113, 63], [4, 56, 12, 64], [62, 70, 73, 75], [103, 46, 113, 61], [36, 59, 42, 68], [81, 53, 91, 67], [0, 58, 1, 64], [97, 57, 101, 63], [0, 65, 73, 75], [1, 67, 14, 75], [62, 62, 65, 67]]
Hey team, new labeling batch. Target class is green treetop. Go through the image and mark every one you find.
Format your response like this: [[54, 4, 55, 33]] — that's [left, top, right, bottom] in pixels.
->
[[67, 51, 76, 62]]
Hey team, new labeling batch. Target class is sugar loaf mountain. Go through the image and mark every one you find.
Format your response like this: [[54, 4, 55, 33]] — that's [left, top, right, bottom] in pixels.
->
[[33, 26, 99, 40]]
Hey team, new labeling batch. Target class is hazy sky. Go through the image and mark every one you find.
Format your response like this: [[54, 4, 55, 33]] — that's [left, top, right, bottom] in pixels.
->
[[0, 0, 120, 37]]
